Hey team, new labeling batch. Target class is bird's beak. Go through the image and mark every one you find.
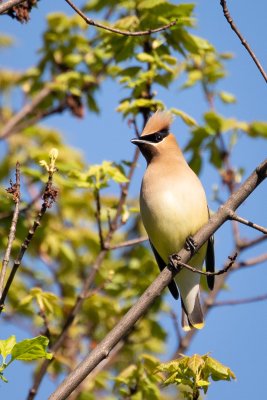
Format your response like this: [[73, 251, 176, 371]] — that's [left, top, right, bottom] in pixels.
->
[[131, 138, 146, 146]]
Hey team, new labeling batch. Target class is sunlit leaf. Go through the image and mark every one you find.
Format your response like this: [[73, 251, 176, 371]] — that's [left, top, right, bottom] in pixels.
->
[[11, 336, 52, 361]]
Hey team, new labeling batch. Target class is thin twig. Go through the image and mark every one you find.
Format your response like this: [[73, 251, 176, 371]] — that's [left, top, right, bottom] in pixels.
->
[[0, 0, 25, 14], [212, 293, 267, 307], [170, 310, 182, 344], [7, 101, 68, 137], [128, 117, 141, 139], [236, 253, 267, 269], [238, 234, 267, 250], [48, 159, 267, 400], [38, 308, 51, 341], [229, 211, 267, 234], [65, 0, 177, 36], [220, 0, 267, 83], [0, 162, 21, 297], [169, 253, 237, 277], [0, 86, 51, 140], [107, 236, 148, 250], [0, 166, 58, 313], [94, 190, 105, 250]]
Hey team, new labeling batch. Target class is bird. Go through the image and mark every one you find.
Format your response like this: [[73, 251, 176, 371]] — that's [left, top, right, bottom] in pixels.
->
[[131, 110, 214, 331]]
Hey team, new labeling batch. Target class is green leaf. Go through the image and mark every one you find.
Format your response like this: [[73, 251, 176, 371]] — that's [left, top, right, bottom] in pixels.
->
[[138, 0, 167, 10], [114, 364, 137, 386], [62, 54, 83, 68], [0, 336, 16, 363], [182, 70, 202, 88], [204, 111, 222, 132], [188, 151, 202, 175], [248, 121, 267, 138], [190, 34, 213, 52], [181, 31, 213, 54], [162, 54, 177, 65], [119, 66, 141, 77], [157, 357, 188, 373], [0, 373, 8, 383], [219, 91, 236, 104], [136, 53, 155, 63], [204, 356, 236, 381], [86, 93, 100, 113], [142, 354, 160, 371], [188, 354, 204, 375], [117, 98, 164, 116], [113, 15, 139, 30], [197, 379, 210, 387], [11, 336, 52, 361], [171, 108, 197, 126], [207, 140, 222, 168]]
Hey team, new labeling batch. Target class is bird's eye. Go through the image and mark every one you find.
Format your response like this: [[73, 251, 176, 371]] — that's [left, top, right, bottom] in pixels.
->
[[155, 133, 163, 142], [142, 129, 169, 143]]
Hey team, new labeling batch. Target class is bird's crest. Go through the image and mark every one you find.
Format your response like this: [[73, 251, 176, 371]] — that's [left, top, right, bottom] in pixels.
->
[[141, 111, 173, 136]]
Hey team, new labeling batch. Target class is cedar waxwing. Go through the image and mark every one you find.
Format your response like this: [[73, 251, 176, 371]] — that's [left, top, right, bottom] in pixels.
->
[[131, 111, 214, 330]]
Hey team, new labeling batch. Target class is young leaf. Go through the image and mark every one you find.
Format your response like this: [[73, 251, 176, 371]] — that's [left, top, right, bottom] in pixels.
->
[[204, 356, 236, 381], [136, 53, 155, 63], [171, 107, 197, 126], [11, 336, 52, 361], [248, 121, 267, 138], [219, 91, 236, 104], [0, 373, 8, 383], [188, 354, 204, 375], [0, 336, 16, 363]]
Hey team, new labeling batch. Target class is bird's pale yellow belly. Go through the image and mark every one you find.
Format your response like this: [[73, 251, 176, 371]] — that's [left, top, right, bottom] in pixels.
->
[[140, 175, 208, 265]]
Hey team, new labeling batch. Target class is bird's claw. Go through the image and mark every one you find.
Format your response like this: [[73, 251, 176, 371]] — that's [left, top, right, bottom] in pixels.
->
[[169, 253, 181, 270], [185, 236, 197, 253]]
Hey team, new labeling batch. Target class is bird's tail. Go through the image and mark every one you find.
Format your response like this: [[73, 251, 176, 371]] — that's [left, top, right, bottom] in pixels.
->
[[181, 292, 204, 331]]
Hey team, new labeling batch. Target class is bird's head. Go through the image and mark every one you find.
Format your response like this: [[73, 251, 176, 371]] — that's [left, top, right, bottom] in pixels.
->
[[131, 111, 179, 163]]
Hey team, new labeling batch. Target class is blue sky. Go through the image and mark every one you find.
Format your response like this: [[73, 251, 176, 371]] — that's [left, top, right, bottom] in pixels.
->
[[1, 1, 267, 399]]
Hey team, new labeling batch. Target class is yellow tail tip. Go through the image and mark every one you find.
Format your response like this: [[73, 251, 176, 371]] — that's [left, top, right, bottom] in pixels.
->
[[182, 322, 205, 332], [193, 322, 205, 330]]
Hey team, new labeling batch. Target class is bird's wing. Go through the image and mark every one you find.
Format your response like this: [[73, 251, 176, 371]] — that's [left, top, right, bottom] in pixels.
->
[[150, 240, 179, 299], [205, 208, 215, 290]]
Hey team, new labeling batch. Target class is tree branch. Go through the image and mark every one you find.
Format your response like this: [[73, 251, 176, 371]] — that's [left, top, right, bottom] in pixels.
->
[[0, 0, 25, 14], [48, 159, 267, 400], [229, 211, 267, 234], [235, 253, 267, 270], [0, 86, 51, 140], [220, 0, 267, 83], [94, 189, 105, 250], [65, 0, 177, 36], [0, 162, 21, 297], [170, 310, 182, 344], [0, 163, 58, 313], [212, 293, 267, 307], [107, 236, 148, 250], [238, 234, 267, 250]]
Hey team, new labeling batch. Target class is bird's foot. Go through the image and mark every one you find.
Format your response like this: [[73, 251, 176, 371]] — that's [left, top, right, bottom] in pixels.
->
[[185, 235, 197, 254], [168, 253, 181, 270]]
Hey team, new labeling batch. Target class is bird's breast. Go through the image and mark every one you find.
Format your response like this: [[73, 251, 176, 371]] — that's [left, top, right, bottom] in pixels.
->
[[140, 166, 208, 263]]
